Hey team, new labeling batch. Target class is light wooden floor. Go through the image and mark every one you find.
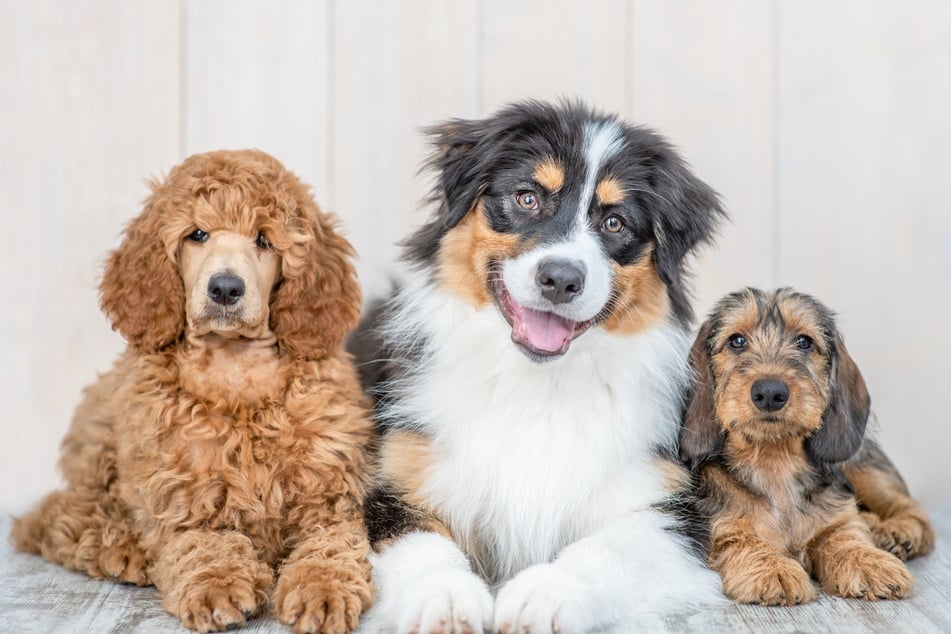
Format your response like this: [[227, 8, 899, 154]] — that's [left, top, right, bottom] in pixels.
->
[[1, 511, 948, 633]]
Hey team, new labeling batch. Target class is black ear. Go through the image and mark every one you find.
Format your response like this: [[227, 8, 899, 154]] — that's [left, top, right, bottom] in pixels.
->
[[805, 333, 871, 464], [679, 320, 724, 468], [644, 144, 726, 322], [403, 119, 491, 263]]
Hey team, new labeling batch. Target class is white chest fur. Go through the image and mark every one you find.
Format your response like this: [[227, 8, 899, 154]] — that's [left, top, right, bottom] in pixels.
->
[[383, 276, 691, 584]]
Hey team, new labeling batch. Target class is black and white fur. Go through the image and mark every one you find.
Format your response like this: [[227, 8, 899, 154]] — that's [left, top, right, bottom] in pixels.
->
[[351, 101, 726, 633]]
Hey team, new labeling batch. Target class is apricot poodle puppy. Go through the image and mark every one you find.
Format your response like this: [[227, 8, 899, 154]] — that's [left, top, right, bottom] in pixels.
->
[[12, 150, 375, 633]]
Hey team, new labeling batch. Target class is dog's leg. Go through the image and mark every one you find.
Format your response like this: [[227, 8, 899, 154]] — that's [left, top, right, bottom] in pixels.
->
[[10, 490, 149, 586], [493, 510, 724, 633], [807, 511, 913, 600], [149, 529, 273, 633], [707, 519, 817, 606], [845, 439, 935, 560], [11, 488, 149, 586], [272, 515, 373, 634], [360, 530, 493, 634]]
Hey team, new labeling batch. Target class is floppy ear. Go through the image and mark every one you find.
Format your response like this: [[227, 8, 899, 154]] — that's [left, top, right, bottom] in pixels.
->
[[269, 206, 362, 361], [643, 145, 726, 322], [679, 320, 723, 468], [99, 191, 185, 353], [403, 118, 491, 262], [805, 333, 871, 464]]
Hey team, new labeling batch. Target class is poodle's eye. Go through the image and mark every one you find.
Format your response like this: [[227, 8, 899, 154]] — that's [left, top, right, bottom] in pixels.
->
[[602, 215, 624, 233], [256, 233, 271, 249], [187, 229, 209, 243], [727, 334, 748, 350], [795, 335, 814, 351], [515, 191, 539, 211]]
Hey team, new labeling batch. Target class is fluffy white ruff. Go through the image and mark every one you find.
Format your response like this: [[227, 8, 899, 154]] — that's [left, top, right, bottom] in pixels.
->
[[369, 270, 724, 630]]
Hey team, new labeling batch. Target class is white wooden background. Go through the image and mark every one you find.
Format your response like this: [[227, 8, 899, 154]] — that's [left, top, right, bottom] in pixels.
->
[[1, 0, 949, 517]]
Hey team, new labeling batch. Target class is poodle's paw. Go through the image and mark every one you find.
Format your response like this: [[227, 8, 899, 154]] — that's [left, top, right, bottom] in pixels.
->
[[493, 564, 590, 634], [722, 556, 817, 606], [384, 567, 493, 634], [821, 546, 913, 601], [861, 511, 936, 561], [166, 563, 272, 632], [274, 564, 373, 634], [98, 541, 150, 586]]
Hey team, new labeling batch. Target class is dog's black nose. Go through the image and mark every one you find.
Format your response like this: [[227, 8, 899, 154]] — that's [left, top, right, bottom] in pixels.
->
[[751, 379, 789, 413], [536, 258, 585, 304], [208, 274, 245, 306]]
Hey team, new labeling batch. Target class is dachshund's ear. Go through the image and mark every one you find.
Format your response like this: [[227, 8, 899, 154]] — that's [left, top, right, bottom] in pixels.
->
[[806, 333, 870, 464], [679, 320, 723, 468], [100, 193, 185, 353], [269, 207, 362, 361]]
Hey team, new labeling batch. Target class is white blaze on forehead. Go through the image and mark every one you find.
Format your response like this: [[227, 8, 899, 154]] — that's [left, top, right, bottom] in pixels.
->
[[577, 120, 625, 225]]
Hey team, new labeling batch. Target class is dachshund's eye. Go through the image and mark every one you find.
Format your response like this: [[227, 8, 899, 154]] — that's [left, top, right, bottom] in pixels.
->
[[795, 335, 814, 351], [727, 334, 747, 350], [187, 229, 209, 243], [256, 232, 271, 249], [515, 191, 539, 211], [602, 215, 624, 233]]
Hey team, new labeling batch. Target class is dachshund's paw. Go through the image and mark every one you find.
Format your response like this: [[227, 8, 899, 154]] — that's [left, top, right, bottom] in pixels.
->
[[167, 562, 272, 632], [388, 567, 493, 634], [723, 557, 817, 606], [861, 511, 936, 561], [823, 547, 913, 601], [494, 564, 589, 634], [274, 565, 372, 634]]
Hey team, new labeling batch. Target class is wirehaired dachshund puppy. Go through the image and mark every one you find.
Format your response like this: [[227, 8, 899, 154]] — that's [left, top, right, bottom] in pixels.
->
[[12, 150, 374, 633], [680, 288, 934, 606]]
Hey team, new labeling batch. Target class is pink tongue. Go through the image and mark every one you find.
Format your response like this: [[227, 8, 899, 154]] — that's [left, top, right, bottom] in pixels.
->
[[512, 305, 576, 353]]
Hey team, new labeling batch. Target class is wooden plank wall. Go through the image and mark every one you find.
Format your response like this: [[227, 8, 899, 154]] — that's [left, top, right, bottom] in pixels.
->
[[1, 0, 948, 514]]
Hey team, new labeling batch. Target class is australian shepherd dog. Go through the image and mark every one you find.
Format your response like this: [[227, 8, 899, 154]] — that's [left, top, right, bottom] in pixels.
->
[[349, 100, 726, 633]]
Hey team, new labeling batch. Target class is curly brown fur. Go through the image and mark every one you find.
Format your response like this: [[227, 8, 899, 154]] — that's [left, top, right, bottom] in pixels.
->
[[10, 150, 374, 633], [681, 287, 925, 605]]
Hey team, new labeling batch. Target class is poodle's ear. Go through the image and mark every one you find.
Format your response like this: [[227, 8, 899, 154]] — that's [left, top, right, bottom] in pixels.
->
[[806, 333, 870, 464], [679, 320, 723, 468], [269, 207, 362, 361], [99, 193, 185, 353]]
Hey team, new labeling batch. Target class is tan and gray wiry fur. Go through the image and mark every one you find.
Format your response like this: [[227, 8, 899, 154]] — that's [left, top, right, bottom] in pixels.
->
[[11, 150, 374, 633], [681, 288, 933, 606]]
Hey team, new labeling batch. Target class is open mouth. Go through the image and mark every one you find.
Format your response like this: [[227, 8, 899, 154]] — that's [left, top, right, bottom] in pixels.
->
[[492, 277, 594, 359]]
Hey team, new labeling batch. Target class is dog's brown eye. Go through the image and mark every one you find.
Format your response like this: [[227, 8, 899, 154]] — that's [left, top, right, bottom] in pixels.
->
[[795, 335, 814, 351], [603, 215, 624, 233], [515, 191, 539, 210], [187, 229, 209, 243], [256, 233, 271, 249], [728, 334, 747, 350]]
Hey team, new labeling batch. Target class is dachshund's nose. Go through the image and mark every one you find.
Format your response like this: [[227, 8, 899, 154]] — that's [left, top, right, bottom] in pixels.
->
[[751, 379, 789, 413], [208, 274, 245, 306], [536, 258, 586, 304]]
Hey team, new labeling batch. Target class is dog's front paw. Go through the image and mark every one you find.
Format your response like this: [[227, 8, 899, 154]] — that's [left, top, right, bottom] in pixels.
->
[[494, 564, 589, 634], [273, 564, 372, 634], [721, 556, 817, 606], [381, 567, 493, 634], [169, 567, 271, 632], [861, 511, 935, 561], [821, 546, 913, 601]]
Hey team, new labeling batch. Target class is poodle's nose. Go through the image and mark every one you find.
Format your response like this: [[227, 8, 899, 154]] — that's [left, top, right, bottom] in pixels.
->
[[208, 274, 245, 306], [751, 378, 789, 413]]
